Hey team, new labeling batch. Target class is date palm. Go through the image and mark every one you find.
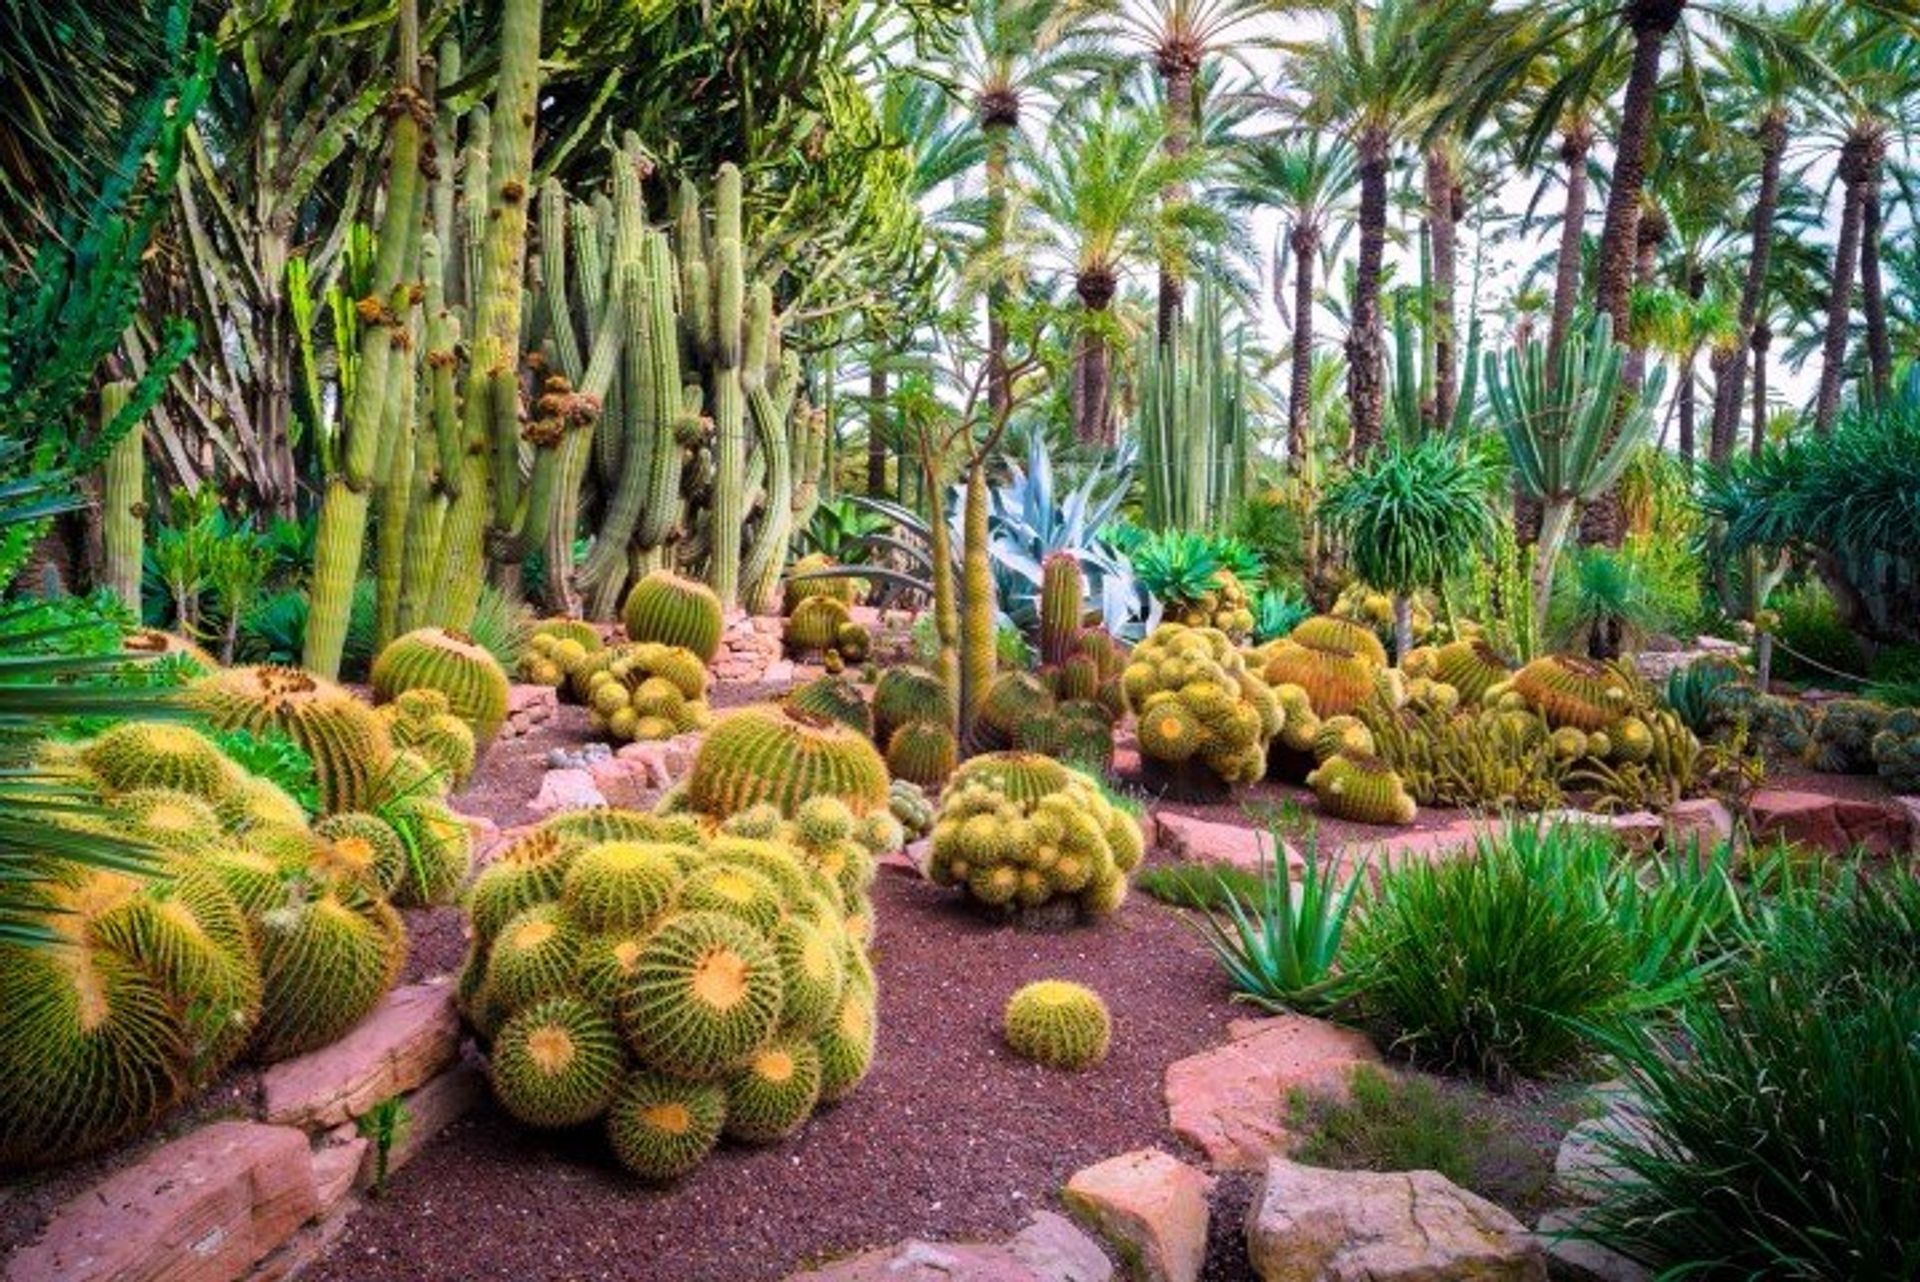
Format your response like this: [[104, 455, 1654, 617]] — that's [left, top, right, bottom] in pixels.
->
[[1291, 0, 1493, 459], [1227, 132, 1356, 470], [1025, 92, 1218, 446]]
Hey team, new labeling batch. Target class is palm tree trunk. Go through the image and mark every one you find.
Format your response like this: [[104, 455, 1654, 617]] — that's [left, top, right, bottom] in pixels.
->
[[1750, 321, 1771, 458], [983, 119, 1014, 423], [1348, 125, 1390, 459], [1546, 121, 1593, 367], [1708, 110, 1786, 463], [1814, 128, 1876, 435], [1425, 147, 1459, 428], [1156, 55, 1198, 343], [1287, 222, 1317, 470], [1595, 2, 1681, 333], [1072, 272, 1116, 446], [866, 359, 888, 497], [1860, 149, 1891, 403]]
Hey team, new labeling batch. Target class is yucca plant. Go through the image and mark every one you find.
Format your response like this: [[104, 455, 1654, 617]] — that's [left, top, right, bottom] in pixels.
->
[[1548, 545, 1669, 660], [1186, 821, 1368, 1017]]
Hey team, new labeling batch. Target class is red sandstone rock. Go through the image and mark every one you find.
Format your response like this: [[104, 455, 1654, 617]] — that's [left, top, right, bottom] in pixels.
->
[[1749, 790, 1846, 851], [1153, 812, 1303, 877], [1662, 798, 1733, 853], [1064, 1149, 1212, 1282], [261, 983, 460, 1129], [1164, 1015, 1382, 1170]]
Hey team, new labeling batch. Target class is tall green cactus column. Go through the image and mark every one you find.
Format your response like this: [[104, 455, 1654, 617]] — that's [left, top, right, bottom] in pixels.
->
[[304, 0, 428, 678], [429, 0, 542, 628], [99, 381, 143, 614], [741, 344, 797, 614], [959, 459, 997, 729], [708, 165, 749, 609]]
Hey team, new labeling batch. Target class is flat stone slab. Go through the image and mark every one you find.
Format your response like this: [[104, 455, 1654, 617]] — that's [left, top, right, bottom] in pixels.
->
[[261, 982, 460, 1129], [1153, 812, 1303, 877], [6, 1121, 320, 1282], [1554, 1084, 1658, 1204], [1748, 789, 1911, 856], [1164, 1015, 1382, 1170], [1064, 1148, 1212, 1282], [1246, 1157, 1545, 1281], [1661, 798, 1732, 854], [785, 1212, 1112, 1282]]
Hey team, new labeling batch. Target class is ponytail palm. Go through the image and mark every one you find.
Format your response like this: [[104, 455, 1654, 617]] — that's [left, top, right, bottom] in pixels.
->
[[1318, 435, 1499, 661]]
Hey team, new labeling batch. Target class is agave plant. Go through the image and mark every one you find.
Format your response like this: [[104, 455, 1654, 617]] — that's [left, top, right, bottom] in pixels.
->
[[802, 497, 892, 565]]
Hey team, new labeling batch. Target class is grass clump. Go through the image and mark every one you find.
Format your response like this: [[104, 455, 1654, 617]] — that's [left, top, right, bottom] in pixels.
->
[[1290, 1065, 1490, 1187], [1580, 869, 1920, 1278]]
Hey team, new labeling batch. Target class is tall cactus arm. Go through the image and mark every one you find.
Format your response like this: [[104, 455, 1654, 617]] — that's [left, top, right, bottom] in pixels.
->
[[741, 356, 798, 614], [960, 458, 997, 728], [100, 381, 144, 614]]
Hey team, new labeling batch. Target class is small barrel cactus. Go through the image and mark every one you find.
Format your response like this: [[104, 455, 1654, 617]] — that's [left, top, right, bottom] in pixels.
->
[[784, 595, 850, 657], [1289, 613, 1389, 667], [1003, 980, 1111, 1071], [872, 666, 957, 744], [379, 688, 478, 788], [1307, 752, 1418, 826], [622, 570, 725, 664], [372, 628, 513, 744], [583, 643, 712, 743], [786, 674, 873, 737], [1871, 708, 1920, 793], [885, 720, 959, 789], [1510, 655, 1635, 732]]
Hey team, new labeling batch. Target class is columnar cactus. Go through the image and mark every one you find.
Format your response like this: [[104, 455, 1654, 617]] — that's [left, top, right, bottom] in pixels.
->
[[99, 381, 144, 613], [1039, 553, 1086, 669]]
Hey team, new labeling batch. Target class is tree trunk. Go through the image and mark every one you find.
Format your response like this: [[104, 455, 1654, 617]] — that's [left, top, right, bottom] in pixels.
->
[[1073, 270, 1116, 447], [1348, 125, 1390, 459], [1814, 129, 1878, 435], [1750, 321, 1771, 458], [1156, 55, 1198, 343], [983, 120, 1013, 423], [1860, 148, 1891, 404], [866, 359, 888, 497], [1425, 147, 1459, 427], [1621, 203, 1667, 393], [1287, 222, 1317, 471], [1546, 121, 1593, 367], [1595, 3, 1680, 333], [1708, 110, 1786, 463]]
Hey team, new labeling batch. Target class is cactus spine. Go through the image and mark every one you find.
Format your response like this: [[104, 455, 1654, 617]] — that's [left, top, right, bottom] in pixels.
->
[[100, 381, 143, 613], [305, 0, 427, 678]]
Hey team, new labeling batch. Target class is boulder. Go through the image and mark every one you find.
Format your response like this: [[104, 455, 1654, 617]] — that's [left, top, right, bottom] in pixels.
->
[[1164, 1015, 1382, 1170], [1064, 1148, 1212, 1282], [1534, 1210, 1652, 1282], [1832, 798, 1910, 856], [1245, 1158, 1545, 1282], [1748, 790, 1845, 852], [1898, 797, 1920, 855], [784, 1212, 1112, 1282], [1661, 799, 1732, 854], [529, 766, 607, 815], [1153, 811, 1302, 877], [261, 982, 460, 1129], [6, 1121, 320, 1282]]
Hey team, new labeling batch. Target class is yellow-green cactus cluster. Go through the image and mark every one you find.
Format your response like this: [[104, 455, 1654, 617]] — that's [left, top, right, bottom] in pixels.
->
[[371, 628, 513, 745], [1331, 584, 1433, 649], [888, 779, 936, 840], [685, 704, 890, 824], [1165, 569, 1256, 643], [520, 618, 602, 690], [187, 664, 394, 813], [2, 721, 414, 1165], [927, 753, 1144, 918], [1002, 980, 1111, 1071], [783, 552, 864, 612], [457, 808, 878, 1180], [1123, 624, 1284, 788], [783, 595, 869, 669], [377, 688, 477, 788], [583, 643, 712, 743], [1306, 751, 1418, 826]]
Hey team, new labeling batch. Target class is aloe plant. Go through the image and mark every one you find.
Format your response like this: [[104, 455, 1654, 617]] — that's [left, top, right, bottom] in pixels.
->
[[1484, 314, 1662, 625]]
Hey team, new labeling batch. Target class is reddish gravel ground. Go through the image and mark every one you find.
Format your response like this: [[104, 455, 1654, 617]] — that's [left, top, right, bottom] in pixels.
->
[[309, 858, 1245, 1282]]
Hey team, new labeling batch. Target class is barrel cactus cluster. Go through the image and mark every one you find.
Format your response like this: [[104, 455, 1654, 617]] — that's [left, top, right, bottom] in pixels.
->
[[457, 806, 877, 1180], [1, 721, 412, 1166], [782, 554, 871, 671], [871, 666, 960, 788], [1702, 682, 1918, 794], [582, 642, 713, 743], [519, 618, 602, 689], [378, 688, 478, 787], [371, 627, 513, 744], [1124, 624, 1284, 790], [189, 663, 395, 812], [926, 754, 1144, 918]]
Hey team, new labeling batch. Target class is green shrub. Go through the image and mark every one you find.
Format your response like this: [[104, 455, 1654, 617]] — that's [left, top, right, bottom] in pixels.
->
[[1135, 862, 1268, 911], [1579, 870, 1920, 1278], [1770, 581, 1865, 682], [1344, 820, 1736, 1082]]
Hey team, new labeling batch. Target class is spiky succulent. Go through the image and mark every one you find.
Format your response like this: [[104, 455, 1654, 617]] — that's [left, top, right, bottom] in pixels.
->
[[1426, 638, 1513, 706], [687, 704, 890, 822], [1124, 625, 1284, 790], [312, 812, 409, 896], [1306, 752, 1418, 826], [966, 670, 1055, 756], [371, 628, 513, 744], [379, 688, 478, 788], [888, 779, 936, 839], [250, 880, 406, 1062], [379, 793, 473, 907], [871, 666, 956, 745], [622, 571, 725, 664], [457, 816, 878, 1180], [520, 626, 597, 690], [784, 596, 850, 656], [783, 552, 862, 612], [189, 665, 394, 813], [885, 720, 958, 789], [583, 642, 712, 743], [1002, 980, 1111, 1070], [927, 753, 1143, 918], [1871, 708, 1920, 793], [1289, 614, 1389, 667], [786, 674, 873, 737], [80, 720, 238, 803], [1806, 699, 1890, 775], [1510, 655, 1634, 731], [1259, 639, 1379, 719]]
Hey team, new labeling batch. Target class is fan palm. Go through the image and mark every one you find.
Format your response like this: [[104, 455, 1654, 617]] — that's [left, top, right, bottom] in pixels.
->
[[1025, 92, 1220, 446], [1227, 132, 1357, 469]]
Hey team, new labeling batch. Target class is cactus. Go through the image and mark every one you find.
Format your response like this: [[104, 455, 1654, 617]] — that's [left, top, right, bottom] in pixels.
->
[[959, 459, 997, 728], [787, 675, 873, 737], [583, 642, 711, 743], [741, 353, 799, 615], [379, 688, 478, 787], [190, 666, 395, 814], [371, 628, 513, 744], [605, 1069, 729, 1180], [885, 720, 959, 789], [490, 996, 626, 1128], [872, 666, 957, 743], [783, 552, 860, 612], [1124, 625, 1284, 790], [1259, 640, 1379, 718], [1289, 614, 1390, 667], [313, 812, 410, 897], [1312, 715, 1376, 764], [380, 793, 473, 906], [251, 881, 407, 1062], [121, 628, 220, 675], [622, 571, 724, 664], [1871, 708, 1920, 793], [1002, 980, 1111, 1071], [1510, 655, 1634, 731], [1806, 699, 1890, 775], [1039, 554, 1087, 668], [562, 841, 683, 934], [0, 864, 260, 1166], [465, 828, 588, 945], [1306, 752, 1419, 826], [784, 596, 850, 657], [927, 753, 1142, 918], [889, 779, 935, 840], [1013, 700, 1116, 775], [80, 721, 237, 802], [687, 704, 890, 821], [724, 1039, 823, 1142], [100, 381, 145, 613], [966, 670, 1055, 756]]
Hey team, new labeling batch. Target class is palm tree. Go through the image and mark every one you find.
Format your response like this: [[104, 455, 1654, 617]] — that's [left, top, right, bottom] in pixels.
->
[[1026, 92, 1216, 445], [1227, 132, 1356, 469], [1108, 0, 1283, 339], [1292, 0, 1491, 458], [938, 0, 1111, 420]]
